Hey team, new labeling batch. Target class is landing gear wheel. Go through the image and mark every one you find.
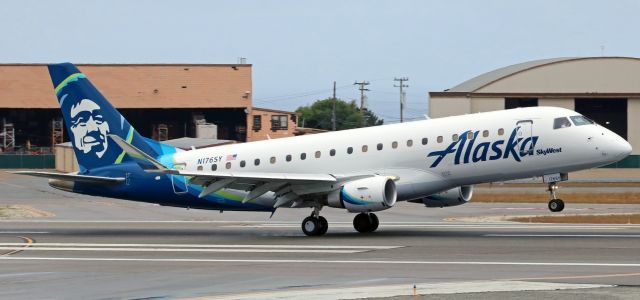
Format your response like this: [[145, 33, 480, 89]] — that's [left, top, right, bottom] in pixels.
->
[[302, 216, 321, 236], [318, 216, 328, 235], [353, 213, 379, 233], [548, 199, 565, 212]]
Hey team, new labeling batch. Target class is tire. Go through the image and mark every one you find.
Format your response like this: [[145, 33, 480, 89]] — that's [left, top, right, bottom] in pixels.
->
[[368, 213, 379, 232], [318, 216, 328, 235], [548, 199, 565, 212], [302, 216, 321, 236], [353, 213, 372, 233]]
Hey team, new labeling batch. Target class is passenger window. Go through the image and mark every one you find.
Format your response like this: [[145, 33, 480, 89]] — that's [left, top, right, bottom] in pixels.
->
[[482, 130, 489, 138], [452, 134, 459, 142], [286, 154, 292, 162], [315, 151, 321, 158], [330, 149, 336, 156], [270, 156, 276, 164], [254, 159, 260, 166], [211, 164, 217, 171], [197, 165, 203, 171], [300, 153, 307, 160], [467, 132, 474, 139], [347, 147, 353, 154], [570, 115, 594, 126], [421, 138, 428, 145], [437, 136, 443, 143], [407, 140, 413, 147], [240, 160, 246, 168], [392, 141, 398, 149], [362, 145, 368, 152], [498, 128, 504, 136], [377, 143, 383, 150], [553, 117, 572, 129], [226, 162, 232, 169]]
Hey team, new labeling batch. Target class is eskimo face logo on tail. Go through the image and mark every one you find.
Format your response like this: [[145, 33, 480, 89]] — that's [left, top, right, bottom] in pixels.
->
[[427, 128, 539, 168], [69, 99, 110, 158]]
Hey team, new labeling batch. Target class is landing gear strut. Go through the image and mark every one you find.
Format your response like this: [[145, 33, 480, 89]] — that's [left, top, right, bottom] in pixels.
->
[[353, 213, 379, 233], [301, 207, 328, 236], [547, 182, 565, 212]]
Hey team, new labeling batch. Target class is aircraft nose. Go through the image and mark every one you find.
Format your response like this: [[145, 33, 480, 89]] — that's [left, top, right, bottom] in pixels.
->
[[616, 137, 632, 158]]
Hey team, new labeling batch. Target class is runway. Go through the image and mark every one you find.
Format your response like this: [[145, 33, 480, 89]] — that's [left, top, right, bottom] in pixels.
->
[[1, 175, 639, 299]]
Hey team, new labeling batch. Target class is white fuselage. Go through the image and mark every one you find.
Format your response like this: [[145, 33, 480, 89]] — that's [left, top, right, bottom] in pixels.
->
[[172, 107, 631, 204]]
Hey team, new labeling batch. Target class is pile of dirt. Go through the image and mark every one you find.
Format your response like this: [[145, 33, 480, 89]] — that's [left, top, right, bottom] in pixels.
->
[[0, 205, 54, 219]]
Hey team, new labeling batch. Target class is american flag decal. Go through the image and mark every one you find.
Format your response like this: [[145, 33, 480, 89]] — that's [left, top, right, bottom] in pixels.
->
[[226, 154, 237, 161]]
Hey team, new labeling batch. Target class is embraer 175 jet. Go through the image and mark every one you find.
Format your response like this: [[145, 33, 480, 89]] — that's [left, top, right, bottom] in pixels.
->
[[17, 63, 632, 236]]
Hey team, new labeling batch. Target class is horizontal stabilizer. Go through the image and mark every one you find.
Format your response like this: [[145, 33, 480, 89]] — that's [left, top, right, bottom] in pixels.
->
[[108, 134, 169, 172], [12, 171, 125, 184]]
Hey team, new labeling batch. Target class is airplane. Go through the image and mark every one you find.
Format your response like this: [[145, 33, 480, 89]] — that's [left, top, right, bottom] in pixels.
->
[[15, 63, 632, 236]]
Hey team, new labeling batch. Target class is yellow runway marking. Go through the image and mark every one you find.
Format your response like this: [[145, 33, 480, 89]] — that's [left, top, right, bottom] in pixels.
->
[[0, 236, 33, 256]]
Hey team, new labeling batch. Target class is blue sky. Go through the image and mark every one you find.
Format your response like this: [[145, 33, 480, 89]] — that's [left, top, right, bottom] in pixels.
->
[[2, 0, 640, 123]]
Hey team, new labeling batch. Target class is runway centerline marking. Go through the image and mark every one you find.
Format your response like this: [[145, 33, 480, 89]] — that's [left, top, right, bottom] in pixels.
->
[[0, 243, 400, 249], [0, 247, 369, 254], [1, 257, 640, 267]]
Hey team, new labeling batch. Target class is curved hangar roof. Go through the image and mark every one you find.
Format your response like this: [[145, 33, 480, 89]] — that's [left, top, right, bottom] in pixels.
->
[[435, 56, 640, 95]]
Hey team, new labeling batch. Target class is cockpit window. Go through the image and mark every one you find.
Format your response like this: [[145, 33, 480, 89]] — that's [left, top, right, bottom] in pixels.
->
[[553, 117, 572, 129], [570, 115, 594, 126]]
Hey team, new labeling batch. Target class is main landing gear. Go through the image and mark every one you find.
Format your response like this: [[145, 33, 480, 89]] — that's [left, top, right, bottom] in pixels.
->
[[547, 182, 565, 212], [301, 207, 328, 236], [353, 213, 379, 233]]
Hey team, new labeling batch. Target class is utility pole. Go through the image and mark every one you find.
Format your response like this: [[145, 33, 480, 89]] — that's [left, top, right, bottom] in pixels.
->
[[332, 81, 337, 131], [394, 77, 409, 123], [353, 81, 370, 110]]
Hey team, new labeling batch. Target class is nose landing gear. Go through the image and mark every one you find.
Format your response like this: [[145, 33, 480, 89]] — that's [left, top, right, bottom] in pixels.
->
[[547, 182, 565, 212]]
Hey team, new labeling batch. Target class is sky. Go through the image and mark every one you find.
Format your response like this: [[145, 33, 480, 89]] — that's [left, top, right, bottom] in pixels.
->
[[2, 0, 640, 123]]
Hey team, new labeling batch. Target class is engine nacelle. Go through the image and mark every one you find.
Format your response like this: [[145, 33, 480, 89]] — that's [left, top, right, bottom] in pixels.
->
[[421, 185, 473, 207], [327, 176, 397, 212]]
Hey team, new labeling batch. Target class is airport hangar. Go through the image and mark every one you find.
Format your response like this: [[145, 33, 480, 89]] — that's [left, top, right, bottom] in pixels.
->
[[0, 63, 298, 167], [429, 56, 640, 167]]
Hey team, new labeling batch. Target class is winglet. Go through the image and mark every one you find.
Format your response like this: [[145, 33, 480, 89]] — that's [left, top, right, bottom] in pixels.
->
[[108, 134, 170, 172]]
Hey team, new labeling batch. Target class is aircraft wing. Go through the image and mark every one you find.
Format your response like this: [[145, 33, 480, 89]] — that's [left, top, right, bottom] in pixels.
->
[[11, 171, 125, 184]]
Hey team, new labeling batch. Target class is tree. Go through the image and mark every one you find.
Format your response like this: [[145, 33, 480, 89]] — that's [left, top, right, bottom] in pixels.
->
[[296, 98, 383, 131]]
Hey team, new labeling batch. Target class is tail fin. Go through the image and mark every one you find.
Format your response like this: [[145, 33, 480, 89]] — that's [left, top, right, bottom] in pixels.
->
[[48, 63, 159, 172]]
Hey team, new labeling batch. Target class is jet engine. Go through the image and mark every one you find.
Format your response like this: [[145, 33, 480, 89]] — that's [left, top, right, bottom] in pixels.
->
[[327, 176, 397, 212], [421, 185, 473, 207]]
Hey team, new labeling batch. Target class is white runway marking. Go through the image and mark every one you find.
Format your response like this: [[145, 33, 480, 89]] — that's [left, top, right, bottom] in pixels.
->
[[1, 256, 640, 267], [0, 231, 49, 234], [485, 234, 640, 238], [0, 243, 399, 254], [224, 224, 627, 230], [199, 280, 612, 300]]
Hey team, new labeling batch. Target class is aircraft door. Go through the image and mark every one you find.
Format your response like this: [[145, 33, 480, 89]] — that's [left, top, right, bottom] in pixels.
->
[[516, 120, 534, 156]]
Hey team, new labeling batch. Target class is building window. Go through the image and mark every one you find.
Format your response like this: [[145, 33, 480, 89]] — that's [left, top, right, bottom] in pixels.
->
[[407, 140, 413, 147], [254, 159, 260, 166], [505, 98, 538, 109], [330, 149, 336, 156], [252, 115, 262, 130], [271, 115, 289, 130], [211, 164, 217, 171], [300, 153, 307, 160], [286, 154, 292, 162], [347, 147, 353, 154], [240, 160, 246, 168], [392, 141, 398, 149]]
